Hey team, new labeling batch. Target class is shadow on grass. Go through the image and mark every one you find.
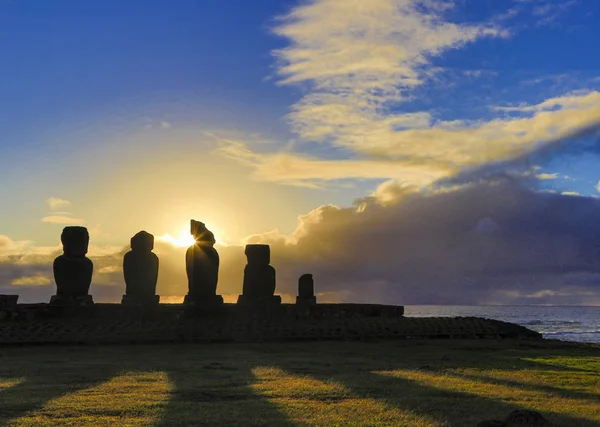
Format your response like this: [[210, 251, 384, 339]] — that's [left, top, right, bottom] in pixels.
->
[[262, 340, 600, 427], [0, 340, 598, 426], [0, 347, 122, 427], [152, 355, 295, 426]]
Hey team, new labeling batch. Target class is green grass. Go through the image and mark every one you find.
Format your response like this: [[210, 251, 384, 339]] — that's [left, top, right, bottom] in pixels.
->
[[0, 339, 598, 426]]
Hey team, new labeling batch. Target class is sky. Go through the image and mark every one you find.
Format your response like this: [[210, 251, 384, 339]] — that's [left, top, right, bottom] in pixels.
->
[[1, 0, 600, 305]]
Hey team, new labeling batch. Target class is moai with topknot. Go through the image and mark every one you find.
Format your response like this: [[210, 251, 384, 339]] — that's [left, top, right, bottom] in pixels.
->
[[50, 226, 94, 305], [237, 244, 281, 306], [184, 219, 223, 306], [296, 273, 316, 305], [122, 231, 160, 305]]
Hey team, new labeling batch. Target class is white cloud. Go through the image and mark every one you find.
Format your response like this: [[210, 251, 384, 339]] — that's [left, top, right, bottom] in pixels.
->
[[596, 180, 600, 193], [208, 1, 600, 189], [536, 173, 559, 180], [11, 275, 51, 286], [47, 197, 71, 212], [41, 215, 86, 225]]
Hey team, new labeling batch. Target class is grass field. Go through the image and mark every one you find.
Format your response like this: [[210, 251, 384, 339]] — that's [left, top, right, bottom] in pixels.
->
[[0, 339, 598, 426]]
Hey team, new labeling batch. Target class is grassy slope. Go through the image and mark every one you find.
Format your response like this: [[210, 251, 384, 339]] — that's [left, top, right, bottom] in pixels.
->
[[0, 339, 598, 426]]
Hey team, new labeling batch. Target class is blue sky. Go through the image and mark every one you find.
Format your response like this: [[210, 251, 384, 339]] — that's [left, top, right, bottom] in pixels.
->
[[1, 0, 600, 304]]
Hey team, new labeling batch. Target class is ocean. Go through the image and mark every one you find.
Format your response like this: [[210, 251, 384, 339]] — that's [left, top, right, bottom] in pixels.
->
[[404, 305, 600, 344]]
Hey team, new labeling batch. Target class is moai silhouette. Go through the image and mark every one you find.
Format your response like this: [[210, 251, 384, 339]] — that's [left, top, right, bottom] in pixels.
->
[[237, 244, 281, 305], [50, 226, 94, 305], [122, 231, 160, 305], [184, 219, 223, 306], [296, 273, 316, 305]]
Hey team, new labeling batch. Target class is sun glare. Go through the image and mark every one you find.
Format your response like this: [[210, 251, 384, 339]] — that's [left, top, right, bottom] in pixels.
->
[[157, 225, 228, 247]]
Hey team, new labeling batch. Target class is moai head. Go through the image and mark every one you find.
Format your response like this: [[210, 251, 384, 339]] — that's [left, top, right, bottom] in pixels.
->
[[245, 244, 270, 266], [130, 230, 154, 252], [298, 273, 314, 298], [190, 219, 216, 246], [61, 226, 89, 257]]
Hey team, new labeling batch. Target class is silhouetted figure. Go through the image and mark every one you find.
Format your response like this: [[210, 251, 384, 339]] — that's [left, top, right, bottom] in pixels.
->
[[296, 273, 316, 305], [237, 244, 281, 305], [51, 226, 93, 305], [122, 231, 160, 305], [184, 220, 223, 306]]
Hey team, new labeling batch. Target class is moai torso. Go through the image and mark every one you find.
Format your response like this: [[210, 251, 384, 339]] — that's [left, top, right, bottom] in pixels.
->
[[242, 244, 276, 298], [186, 244, 219, 297], [53, 226, 93, 296], [186, 220, 220, 299], [123, 231, 159, 298]]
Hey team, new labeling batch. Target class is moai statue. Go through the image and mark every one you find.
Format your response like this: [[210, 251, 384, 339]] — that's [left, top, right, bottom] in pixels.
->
[[296, 273, 316, 305], [122, 231, 160, 305], [50, 226, 94, 305], [184, 219, 223, 306], [237, 244, 281, 306]]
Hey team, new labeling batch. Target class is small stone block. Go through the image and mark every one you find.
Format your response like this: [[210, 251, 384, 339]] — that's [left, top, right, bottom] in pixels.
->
[[0, 295, 19, 307], [477, 421, 506, 427], [237, 294, 281, 306], [184, 294, 224, 307], [121, 294, 160, 305], [49, 294, 94, 306]]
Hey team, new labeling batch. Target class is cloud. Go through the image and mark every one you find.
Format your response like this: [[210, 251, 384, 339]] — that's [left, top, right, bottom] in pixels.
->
[[0, 235, 13, 249], [11, 275, 51, 286], [41, 215, 86, 225], [209, 1, 600, 189], [531, 0, 578, 26], [3, 180, 600, 305], [47, 197, 72, 212], [42, 197, 86, 225], [536, 173, 559, 180], [596, 180, 600, 193], [239, 179, 600, 305]]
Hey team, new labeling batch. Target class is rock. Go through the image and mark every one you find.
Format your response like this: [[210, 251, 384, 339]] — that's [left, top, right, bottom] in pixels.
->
[[52, 227, 93, 303], [122, 231, 159, 305], [505, 410, 549, 426], [185, 220, 222, 306], [296, 273, 316, 305]]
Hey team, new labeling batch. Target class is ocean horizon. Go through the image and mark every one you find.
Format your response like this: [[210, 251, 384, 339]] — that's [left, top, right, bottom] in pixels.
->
[[404, 305, 600, 344]]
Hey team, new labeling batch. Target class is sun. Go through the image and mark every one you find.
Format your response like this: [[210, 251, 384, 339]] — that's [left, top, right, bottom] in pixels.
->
[[157, 224, 228, 247]]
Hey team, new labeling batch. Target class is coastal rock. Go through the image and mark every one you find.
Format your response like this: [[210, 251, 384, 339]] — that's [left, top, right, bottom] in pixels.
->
[[122, 231, 159, 305]]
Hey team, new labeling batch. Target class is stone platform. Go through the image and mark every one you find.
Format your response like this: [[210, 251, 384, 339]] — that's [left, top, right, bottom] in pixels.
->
[[0, 303, 541, 345]]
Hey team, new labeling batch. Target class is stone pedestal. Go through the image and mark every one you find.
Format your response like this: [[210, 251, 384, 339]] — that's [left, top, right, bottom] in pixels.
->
[[237, 294, 281, 307], [183, 294, 224, 307], [121, 294, 160, 306], [123, 231, 159, 303], [296, 273, 316, 305], [49, 294, 94, 306]]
